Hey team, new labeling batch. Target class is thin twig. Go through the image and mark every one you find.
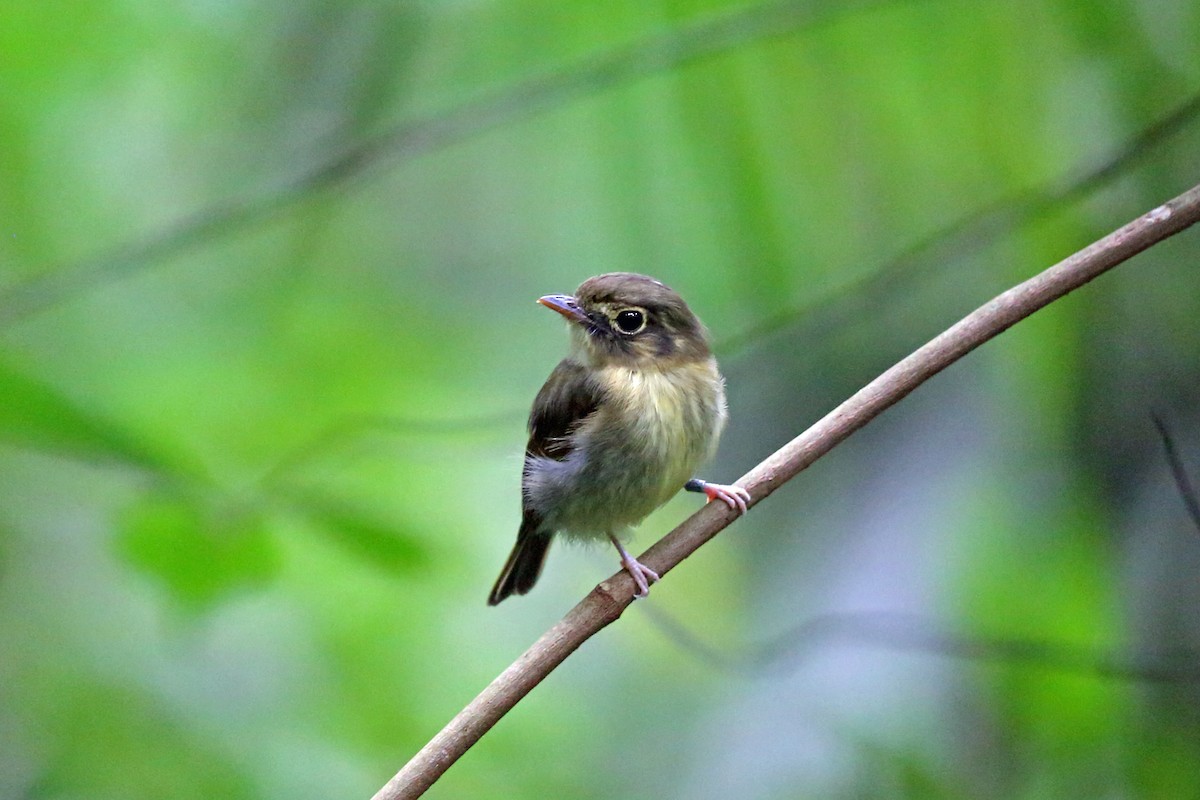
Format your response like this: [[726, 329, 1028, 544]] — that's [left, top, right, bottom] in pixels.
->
[[1152, 412, 1200, 536], [372, 185, 1200, 800]]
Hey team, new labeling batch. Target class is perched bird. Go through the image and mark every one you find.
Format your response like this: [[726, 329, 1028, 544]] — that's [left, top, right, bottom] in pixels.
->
[[488, 272, 750, 605]]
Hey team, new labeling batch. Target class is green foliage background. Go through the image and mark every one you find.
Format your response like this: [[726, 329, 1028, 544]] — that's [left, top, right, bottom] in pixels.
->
[[2, 1, 1199, 797]]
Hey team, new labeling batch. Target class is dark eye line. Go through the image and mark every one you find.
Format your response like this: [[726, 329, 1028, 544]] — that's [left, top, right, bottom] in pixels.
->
[[581, 310, 608, 338]]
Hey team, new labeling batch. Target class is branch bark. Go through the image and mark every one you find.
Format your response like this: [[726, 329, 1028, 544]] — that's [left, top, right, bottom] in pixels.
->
[[373, 183, 1200, 800]]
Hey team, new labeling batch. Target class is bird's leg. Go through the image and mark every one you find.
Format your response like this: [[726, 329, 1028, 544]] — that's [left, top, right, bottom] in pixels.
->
[[685, 478, 751, 514], [607, 532, 660, 599]]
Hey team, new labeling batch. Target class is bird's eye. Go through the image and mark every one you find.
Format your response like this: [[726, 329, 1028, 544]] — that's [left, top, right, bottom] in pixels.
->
[[614, 309, 646, 334]]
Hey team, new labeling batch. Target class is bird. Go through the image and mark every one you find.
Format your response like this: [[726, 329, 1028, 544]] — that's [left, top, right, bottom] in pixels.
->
[[488, 272, 750, 605]]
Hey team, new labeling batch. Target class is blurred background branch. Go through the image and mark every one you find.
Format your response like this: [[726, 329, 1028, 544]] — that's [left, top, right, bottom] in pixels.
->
[[1154, 413, 1200, 535], [717, 89, 1200, 357], [0, 0, 893, 329], [639, 606, 1200, 682]]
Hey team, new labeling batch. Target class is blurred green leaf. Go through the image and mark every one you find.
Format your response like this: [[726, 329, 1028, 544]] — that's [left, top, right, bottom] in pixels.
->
[[0, 359, 175, 473], [116, 493, 280, 609], [285, 489, 428, 573]]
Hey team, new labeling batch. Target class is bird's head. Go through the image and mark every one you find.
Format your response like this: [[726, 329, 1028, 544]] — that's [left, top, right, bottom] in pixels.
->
[[538, 273, 712, 369]]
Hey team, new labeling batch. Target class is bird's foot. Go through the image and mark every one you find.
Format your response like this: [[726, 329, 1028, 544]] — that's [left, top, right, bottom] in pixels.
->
[[686, 479, 751, 514], [621, 554, 660, 599], [608, 533, 660, 599]]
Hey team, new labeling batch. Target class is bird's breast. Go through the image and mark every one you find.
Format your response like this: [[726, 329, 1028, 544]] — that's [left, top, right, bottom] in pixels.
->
[[577, 359, 727, 524], [596, 362, 723, 456]]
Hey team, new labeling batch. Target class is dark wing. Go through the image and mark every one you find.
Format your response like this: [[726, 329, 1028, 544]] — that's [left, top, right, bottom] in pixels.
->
[[525, 358, 604, 461], [493, 360, 604, 605]]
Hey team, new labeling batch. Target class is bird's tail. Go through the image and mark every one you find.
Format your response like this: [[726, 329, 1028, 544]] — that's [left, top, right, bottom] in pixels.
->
[[488, 517, 551, 606]]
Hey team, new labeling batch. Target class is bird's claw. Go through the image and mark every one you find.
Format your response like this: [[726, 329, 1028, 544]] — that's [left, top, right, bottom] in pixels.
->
[[703, 482, 752, 514], [620, 554, 660, 599], [607, 532, 661, 600]]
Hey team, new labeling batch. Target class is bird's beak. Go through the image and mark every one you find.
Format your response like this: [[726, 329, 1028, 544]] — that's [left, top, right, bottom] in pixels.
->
[[537, 294, 588, 324]]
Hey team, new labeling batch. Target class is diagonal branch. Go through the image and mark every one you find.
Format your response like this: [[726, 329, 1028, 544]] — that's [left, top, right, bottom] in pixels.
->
[[372, 183, 1200, 800]]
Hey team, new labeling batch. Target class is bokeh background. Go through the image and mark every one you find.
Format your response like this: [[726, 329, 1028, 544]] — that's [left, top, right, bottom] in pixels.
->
[[2, 1, 1200, 798]]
